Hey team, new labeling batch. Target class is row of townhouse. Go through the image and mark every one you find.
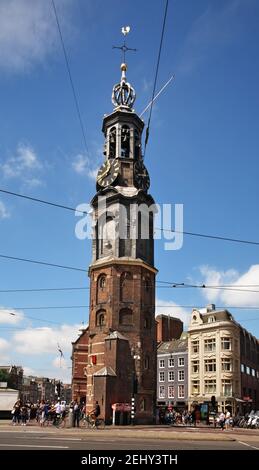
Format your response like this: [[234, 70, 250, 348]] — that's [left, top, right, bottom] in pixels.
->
[[157, 305, 259, 414]]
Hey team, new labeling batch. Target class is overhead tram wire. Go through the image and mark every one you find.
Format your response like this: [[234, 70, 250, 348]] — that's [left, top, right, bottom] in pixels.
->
[[1, 315, 259, 331], [143, 0, 169, 159], [1, 283, 259, 294], [1, 188, 259, 247], [155, 226, 259, 247], [0, 189, 88, 215], [51, 0, 90, 157], [0, 254, 86, 273], [2, 303, 259, 311]]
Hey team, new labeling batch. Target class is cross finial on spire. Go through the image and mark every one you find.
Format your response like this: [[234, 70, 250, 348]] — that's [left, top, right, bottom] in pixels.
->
[[112, 26, 137, 63]]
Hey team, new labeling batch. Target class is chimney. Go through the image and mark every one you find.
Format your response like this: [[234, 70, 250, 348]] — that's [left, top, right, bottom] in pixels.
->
[[207, 304, 215, 312]]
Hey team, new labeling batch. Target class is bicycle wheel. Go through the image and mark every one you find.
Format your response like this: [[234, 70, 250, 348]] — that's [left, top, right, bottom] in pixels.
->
[[96, 418, 105, 430], [82, 417, 91, 428]]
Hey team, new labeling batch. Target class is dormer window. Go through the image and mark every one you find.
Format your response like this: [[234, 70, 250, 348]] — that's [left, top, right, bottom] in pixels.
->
[[208, 316, 216, 323]]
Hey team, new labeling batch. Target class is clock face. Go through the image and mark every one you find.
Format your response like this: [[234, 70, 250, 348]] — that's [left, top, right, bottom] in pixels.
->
[[134, 160, 150, 191], [97, 159, 119, 187]]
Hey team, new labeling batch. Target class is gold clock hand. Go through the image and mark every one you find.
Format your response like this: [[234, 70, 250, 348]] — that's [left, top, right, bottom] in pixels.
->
[[97, 161, 111, 181]]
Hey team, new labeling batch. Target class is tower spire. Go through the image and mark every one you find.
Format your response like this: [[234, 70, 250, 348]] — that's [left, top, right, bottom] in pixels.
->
[[112, 27, 137, 110]]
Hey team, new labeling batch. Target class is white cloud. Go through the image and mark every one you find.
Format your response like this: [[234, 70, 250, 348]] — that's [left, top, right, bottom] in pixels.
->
[[155, 298, 191, 329], [13, 323, 81, 355], [0, 337, 9, 352], [0, 308, 24, 325], [0, 338, 10, 363], [52, 356, 67, 369], [1, 143, 41, 179], [0, 201, 10, 220], [0, 142, 45, 189], [198, 264, 259, 307], [23, 366, 36, 377], [0, 0, 72, 73], [22, 363, 71, 383], [72, 153, 98, 180]]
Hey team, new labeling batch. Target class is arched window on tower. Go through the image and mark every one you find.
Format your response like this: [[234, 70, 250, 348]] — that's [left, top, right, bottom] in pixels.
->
[[119, 308, 133, 326], [120, 271, 133, 302], [134, 129, 140, 159], [109, 127, 116, 158], [98, 215, 116, 257], [121, 125, 130, 158], [99, 274, 106, 290], [97, 274, 108, 304], [96, 309, 106, 328]]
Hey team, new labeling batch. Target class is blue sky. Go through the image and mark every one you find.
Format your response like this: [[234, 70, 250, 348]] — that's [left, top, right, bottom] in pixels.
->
[[0, 0, 259, 382]]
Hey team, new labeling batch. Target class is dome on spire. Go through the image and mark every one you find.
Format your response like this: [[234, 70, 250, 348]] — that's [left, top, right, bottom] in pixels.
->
[[112, 63, 136, 110]]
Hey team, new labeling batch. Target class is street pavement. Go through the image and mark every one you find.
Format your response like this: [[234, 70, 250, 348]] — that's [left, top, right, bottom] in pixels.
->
[[0, 421, 258, 450]]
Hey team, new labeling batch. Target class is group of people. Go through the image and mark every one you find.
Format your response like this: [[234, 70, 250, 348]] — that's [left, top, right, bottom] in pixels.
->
[[218, 410, 233, 430], [158, 406, 233, 429], [11, 399, 101, 428]]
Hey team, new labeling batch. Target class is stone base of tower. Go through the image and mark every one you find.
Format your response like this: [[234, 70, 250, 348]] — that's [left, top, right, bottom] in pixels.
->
[[86, 258, 157, 425], [86, 330, 156, 425]]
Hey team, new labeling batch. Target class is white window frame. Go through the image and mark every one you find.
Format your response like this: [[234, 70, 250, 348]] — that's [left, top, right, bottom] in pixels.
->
[[222, 380, 232, 397], [191, 340, 199, 354], [178, 385, 185, 399], [221, 337, 232, 351], [204, 380, 216, 394], [159, 359, 165, 368], [159, 385, 165, 399], [205, 358, 216, 372], [168, 371, 174, 382], [168, 358, 174, 368], [168, 386, 174, 399], [221, 358, 232, 372], [159, 371, 165, 382], [192, 360, 199, 373], [204, 338, 216, 352], [178, 357, 185, 367], [192, 380, 200, 395], [178, 370, 185, 382]]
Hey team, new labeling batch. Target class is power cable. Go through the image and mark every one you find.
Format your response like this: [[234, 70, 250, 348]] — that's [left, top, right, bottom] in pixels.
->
[[144, 0, 169, 158], [1, 283, 259, 294], [1, 304, 259, 311], [1, 187, 259, 247], [51, 0, 90, 156], [0, 253, 86, 273], [0, 189, 88, 215]]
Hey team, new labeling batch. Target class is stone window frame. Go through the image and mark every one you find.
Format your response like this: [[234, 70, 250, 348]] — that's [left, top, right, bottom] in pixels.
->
[[204, 379, 216, 394], [204, 358, 216, 372]]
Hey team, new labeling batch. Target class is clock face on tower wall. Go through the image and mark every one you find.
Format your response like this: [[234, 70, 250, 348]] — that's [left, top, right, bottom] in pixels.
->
[[97, 159, 120, 188], [134, 160, 150, 192]]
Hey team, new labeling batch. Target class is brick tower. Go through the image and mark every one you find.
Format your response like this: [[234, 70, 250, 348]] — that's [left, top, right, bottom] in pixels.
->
[[86, 58, 157, 424]]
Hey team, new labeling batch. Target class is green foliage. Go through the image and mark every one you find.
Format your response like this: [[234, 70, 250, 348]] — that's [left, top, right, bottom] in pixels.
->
[[0, 369, 10, 382]]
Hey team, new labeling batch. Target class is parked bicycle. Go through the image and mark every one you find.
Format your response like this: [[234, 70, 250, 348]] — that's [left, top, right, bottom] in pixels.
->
[[82, 413, 105, 429]]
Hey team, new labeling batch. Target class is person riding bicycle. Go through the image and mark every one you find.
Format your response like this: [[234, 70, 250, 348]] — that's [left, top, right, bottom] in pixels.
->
[[89, 401, 100, 426]]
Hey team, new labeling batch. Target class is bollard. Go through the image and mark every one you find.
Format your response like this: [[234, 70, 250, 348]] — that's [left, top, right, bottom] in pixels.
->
[[131, 397, 135, 425], [68, 408, 74, 428]]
